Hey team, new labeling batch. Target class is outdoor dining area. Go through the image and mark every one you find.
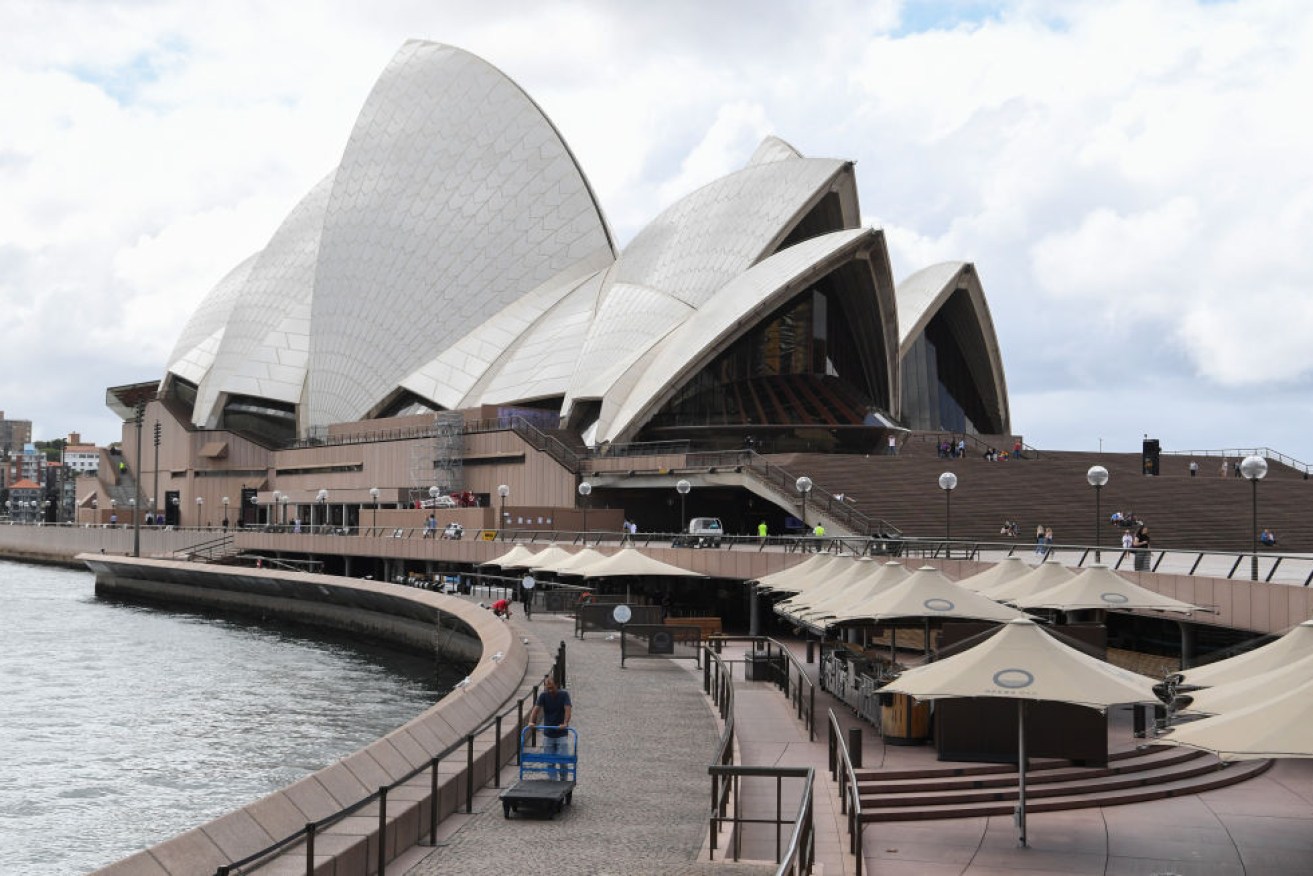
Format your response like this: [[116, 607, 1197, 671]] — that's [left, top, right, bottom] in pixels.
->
[[759, 554, 1313, 845]]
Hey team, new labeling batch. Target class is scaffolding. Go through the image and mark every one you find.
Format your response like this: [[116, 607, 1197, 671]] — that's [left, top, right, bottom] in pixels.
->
[[408, 412, 465, 506]]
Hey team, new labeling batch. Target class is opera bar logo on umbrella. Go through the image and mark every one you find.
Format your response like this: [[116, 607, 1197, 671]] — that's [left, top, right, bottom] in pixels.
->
[[922, 597, 956, 612], [991, 668, 1036, 692]]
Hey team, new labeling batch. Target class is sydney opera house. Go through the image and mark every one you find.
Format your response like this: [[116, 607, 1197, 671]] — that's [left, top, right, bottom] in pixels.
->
[[100, 40, 1011, 534]]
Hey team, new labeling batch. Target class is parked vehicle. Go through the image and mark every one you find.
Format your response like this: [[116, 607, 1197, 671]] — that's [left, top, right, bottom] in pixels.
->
[[677, 516, 723, 548]]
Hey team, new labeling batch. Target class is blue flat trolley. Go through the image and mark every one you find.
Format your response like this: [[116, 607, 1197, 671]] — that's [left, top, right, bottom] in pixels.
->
[[500, 725, 578, 819]]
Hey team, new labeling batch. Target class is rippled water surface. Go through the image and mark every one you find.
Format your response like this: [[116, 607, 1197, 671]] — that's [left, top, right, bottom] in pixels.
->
[[0, 562, 465, 874]]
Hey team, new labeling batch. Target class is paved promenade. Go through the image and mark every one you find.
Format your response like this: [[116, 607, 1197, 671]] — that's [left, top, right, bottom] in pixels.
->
[[395, 604, 1313, 875], [399, 608, 761, 875]]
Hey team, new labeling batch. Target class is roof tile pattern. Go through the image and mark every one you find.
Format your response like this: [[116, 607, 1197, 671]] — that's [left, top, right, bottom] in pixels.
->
[[305, 41, 613, 427]]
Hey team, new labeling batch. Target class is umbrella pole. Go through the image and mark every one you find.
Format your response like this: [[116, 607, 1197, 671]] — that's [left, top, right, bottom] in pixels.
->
[[1017, 699, 1028, 847], [924, 618, 931, 658]]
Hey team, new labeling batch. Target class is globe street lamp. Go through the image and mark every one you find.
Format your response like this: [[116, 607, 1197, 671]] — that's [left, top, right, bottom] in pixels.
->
[[577, 481, 592, 532], [222, 496, 230, 531], [675, 479, 691, 532], [316, 489, 329, 533], [1086, 465, 1109, 563], [249, 493, 259, 527], [196, 496, 203, 527], [497, 484, 510, 528], [1240, 455, 1268, 581], [795, 476, 813, 529], [369, 487, 380, 531], [938, 471, 958, 543]]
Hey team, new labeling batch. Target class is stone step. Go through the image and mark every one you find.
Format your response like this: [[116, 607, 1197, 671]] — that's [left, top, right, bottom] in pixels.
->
[[857, 758, 1271, 822]]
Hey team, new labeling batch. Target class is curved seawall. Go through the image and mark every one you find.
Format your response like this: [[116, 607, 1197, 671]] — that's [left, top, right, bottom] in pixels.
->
[[81, 556, 544, 876]]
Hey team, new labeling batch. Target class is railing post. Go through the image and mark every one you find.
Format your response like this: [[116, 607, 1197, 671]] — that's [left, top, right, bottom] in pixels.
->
[[429, 756, 440, 844], [809, 686, 816, 741], [304, 822, 316, 876], [377, 786, 388, 876], [494, 715, 503, 787], [466, 733, 476, 813]]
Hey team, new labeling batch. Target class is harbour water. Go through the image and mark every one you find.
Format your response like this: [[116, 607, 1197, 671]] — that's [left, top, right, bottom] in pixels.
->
[[0, 561, 465, 874]]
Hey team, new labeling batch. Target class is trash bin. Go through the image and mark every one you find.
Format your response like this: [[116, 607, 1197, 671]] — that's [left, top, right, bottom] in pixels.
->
[[746, 651, 772, 681]]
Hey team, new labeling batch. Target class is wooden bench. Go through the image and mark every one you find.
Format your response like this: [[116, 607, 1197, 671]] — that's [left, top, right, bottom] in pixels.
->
[[668, 616, 722, 638]]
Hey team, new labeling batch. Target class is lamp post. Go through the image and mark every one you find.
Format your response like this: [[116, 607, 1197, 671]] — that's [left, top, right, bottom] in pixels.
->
[[196, 496, 203, 528], [675, 479, 691, 532], [133, 400, 144, 556], [369, 487, 380, 531], [497, 484, 509, 528], [1241, 455, 1268, 581], [795, 476, 813, 529], [171, 495, 179, 527], [938, 471, 958, 543], [316, 489, 329, 533], [250, 493, 259, 527], [577, 481, 592, 532], [1086, 465, 1109, 562], [222, 496, 230, 531], [110, 498, 117, 527], [152, 419, 161, 526]]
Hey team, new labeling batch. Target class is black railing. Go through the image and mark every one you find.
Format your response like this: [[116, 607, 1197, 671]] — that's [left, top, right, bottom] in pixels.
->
[[676, 449, 898, 538], [176, 533, 234, 562], [213, 647, 564, 876], [727, 636, 816, 740], [707, 764, 815, 872], [827, 708, 865, 875], [703, 642, 737, 831]]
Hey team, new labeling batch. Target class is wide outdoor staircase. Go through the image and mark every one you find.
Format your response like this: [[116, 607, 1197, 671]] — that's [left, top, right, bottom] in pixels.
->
[[856, 744, 1270, 822], [765, 447, 1313, 553]]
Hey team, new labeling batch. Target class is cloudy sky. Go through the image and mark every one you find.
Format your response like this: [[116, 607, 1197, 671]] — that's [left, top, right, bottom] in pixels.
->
[[3, 0, 1312, 462]]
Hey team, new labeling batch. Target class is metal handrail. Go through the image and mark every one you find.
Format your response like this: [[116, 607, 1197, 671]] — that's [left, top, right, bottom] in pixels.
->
[[213, 649, 564, 876], [774, 768, 816, 876], [708, 636, 815, 740], [703, 641, 737, 849], [827, 708, 865, 875], [1161, 445, 1310, 475], [706, 764, 815, 871], [680, 449, 900, 538]]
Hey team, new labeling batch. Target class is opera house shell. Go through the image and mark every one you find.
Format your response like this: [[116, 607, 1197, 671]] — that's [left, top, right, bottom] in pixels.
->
[[160, 40, 1010, 451]]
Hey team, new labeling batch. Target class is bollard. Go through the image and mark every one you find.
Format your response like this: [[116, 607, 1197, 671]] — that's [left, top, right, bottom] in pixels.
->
[[377, 786, 388, 875], [848, 727, 862, 769], [806, 640, 815, 664]]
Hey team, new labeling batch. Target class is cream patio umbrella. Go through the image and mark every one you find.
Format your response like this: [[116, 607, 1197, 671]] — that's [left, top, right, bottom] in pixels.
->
[[544, 547, 609, 576], [773, 556, 866, 615], [754, 553, 842, 594], [987, 560, 1076, 604], [955, 556, 1031, 593], [1160, 675, 1313, 760], [526, 544, 583, 573], [578, 547, 708, 579], [825, 565, 1029, 659], [578, 546, 707, 604], [801, 562, 910, 625], [479, 544, 541, 569], [1175, 650, 1313, 716], [882, 617, 1161, 846], [842, 566, 1031, 626], [1177, 620, 1313, 689], [778, 557, 882, 621], [1012, 564, 1201, 614]]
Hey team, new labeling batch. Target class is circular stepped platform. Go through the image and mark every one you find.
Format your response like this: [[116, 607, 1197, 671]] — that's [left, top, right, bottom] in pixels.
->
[[855, 744, 1270, 822]]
